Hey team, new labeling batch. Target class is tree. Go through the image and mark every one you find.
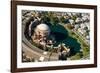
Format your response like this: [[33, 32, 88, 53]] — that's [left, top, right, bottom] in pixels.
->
[[60, 16, 66, 23], [67, 24, 74, 29], [71, 15, 77, 21], [52, 17, 59, 25], [42, 16, 51, 23], [83, 47, 89, 57]]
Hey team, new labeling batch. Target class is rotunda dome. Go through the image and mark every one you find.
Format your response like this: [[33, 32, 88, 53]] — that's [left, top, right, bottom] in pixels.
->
[[36, 23, 50, 31]]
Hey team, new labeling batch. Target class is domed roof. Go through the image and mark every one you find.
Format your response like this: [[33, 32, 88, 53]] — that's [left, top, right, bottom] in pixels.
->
[[36, 23, 50, 31]]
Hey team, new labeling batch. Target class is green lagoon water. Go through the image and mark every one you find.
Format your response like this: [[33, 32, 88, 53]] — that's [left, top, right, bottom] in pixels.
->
[[50, 24, 81, 56]]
